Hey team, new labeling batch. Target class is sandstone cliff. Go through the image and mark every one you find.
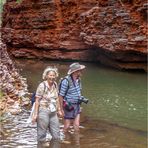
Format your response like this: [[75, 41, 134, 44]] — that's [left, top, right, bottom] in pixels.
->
[[1, 0, 147, 71]]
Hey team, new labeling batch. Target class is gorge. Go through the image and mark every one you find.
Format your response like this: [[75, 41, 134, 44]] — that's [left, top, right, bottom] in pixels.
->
[[1, 0, 147, 71]]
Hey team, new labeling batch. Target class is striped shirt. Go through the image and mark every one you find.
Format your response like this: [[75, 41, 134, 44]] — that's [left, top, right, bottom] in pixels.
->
[[59, 76, 82, 103]]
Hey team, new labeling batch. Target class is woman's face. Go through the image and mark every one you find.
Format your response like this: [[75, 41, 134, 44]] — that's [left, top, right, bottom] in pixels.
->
[[46, 71, 56, 83]]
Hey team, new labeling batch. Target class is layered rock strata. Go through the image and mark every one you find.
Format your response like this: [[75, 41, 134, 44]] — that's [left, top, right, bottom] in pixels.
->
[[1, 0, 147, 71], [0, 40, 30, 115]]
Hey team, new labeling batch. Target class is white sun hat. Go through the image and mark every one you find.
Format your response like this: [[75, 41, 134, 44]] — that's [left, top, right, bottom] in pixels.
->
[[42, 66, 59, 80], [67, 63, 86, 75]]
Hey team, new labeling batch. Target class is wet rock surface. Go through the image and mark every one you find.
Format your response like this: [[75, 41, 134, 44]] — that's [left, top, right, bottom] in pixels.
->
[[0, 39, 30, 115], [1, 0, 147, 71]]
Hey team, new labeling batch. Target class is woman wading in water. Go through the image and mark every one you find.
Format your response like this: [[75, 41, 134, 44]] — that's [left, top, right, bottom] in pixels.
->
[[32, 66, 64, 147]]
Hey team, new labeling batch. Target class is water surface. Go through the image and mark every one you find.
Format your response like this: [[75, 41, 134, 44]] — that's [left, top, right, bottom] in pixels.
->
[[15, 59, 147, 131], [1, 59, 147, 148]]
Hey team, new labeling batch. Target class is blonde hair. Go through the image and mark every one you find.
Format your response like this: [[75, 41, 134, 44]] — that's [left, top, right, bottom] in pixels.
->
[[42, 66, 59, 80]]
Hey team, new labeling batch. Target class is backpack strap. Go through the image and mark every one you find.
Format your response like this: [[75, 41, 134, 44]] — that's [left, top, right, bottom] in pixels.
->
[[53, 81, 57, 89], [38, 81, 46, 101], [59, 76, 81, 99], [59, 77, 70, 99], [31, 82, 46, 106], [63, 77, 70, 97], [43, 81, 46, 94]]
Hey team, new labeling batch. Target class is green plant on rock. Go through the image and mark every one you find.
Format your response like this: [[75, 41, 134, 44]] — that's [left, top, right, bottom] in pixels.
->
[[0, 90, 3, 99], [16, 0, 22, 3]]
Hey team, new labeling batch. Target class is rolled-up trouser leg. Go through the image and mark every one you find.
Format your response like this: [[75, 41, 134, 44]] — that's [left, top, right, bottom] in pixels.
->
[[49, 112, 60, 140], [37, 108, 49, 142]]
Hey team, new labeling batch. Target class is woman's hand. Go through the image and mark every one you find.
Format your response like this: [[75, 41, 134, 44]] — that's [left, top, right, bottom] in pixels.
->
[[32, 97, 39, 124], [32, 114, 38, 124], [57, 109, 64, 118]]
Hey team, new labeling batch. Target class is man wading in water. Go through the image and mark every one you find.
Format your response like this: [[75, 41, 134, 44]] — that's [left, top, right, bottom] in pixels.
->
[[59, 63, 86, 133]]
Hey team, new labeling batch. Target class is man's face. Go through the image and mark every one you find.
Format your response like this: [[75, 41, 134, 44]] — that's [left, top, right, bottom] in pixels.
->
[[73, 70, 83, 79]]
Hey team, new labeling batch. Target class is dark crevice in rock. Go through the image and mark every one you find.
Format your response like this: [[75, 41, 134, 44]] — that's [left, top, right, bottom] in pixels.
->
[[1, 0, 147, 72]]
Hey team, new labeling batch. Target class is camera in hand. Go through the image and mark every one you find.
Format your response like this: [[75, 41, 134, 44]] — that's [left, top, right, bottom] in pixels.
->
[[78, 96, 89, 104], [63, 100, 74, 111]]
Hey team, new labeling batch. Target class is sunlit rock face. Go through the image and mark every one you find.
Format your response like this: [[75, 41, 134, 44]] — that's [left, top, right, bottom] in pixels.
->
[[1, 0, 147, 71]]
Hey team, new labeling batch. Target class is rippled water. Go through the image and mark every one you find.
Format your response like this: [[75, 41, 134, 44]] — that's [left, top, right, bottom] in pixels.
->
[[1, 111, 147, 148], [1, 59, 147, 148], [1, 110, 37, 148]]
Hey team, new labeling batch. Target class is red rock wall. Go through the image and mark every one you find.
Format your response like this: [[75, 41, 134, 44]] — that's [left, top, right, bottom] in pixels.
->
[[1, 0, 147, 71]]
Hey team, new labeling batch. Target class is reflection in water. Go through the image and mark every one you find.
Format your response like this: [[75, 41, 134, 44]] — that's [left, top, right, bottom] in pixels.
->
[[74, 132, 80, 147], [14, 59, 147, 131], [37, 131, 82, 148], [1, 111, 37, 148], [37, 139, 61, 148], [1, 109, 147, 148], [1, 59, 146, 148], [64, 131, 81, 148]]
